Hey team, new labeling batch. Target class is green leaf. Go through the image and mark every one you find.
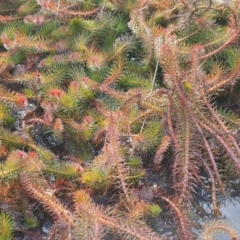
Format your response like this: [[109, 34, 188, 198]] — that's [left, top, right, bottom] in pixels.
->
[[146, 204, 162, 217], [24, 213, 39, 229]]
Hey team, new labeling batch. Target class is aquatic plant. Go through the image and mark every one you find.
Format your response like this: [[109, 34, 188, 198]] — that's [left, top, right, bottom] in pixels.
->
[[198, 220, 239, 240], [0, 211, 15, 240], [0, 0, 239, 239]]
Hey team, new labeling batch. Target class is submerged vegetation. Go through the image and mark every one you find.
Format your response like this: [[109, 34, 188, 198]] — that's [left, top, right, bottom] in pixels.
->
[[0, 0, 240, 239]]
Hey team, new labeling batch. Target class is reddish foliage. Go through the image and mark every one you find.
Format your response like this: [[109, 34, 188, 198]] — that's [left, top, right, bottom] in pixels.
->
[[15, 93, 28, 107], [48, 89, 64, 98]]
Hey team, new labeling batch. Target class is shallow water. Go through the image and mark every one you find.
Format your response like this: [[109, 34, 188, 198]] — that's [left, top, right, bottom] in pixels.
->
[[195, 183, 240, 240], [218, 199, 240, 238]]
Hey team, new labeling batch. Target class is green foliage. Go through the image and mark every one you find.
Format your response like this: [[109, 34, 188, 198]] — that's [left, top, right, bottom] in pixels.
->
[[69, 18, 85, 35], [211, 8, 231, 26], [45, 161, 80, 178], [0, 104, 12, 124], [146, 204, 162, 217], [0, 211, 14, 240], [0, 0, 239, 239], [224, 48, 240, 71], [10, 49, 27, 64], [41, 66, 69, 85], [81, 167, 110, 190], [24, 213, 39, 229], [38, 21, 58, 37], [131, 120, 162, 154], [0, 128, 25, 149], [127, 156, 142, 167], [18, 0, 40, 15]]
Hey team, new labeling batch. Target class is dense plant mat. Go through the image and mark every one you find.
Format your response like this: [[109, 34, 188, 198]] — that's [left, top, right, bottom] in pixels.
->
[[0, 0, 240, 239]]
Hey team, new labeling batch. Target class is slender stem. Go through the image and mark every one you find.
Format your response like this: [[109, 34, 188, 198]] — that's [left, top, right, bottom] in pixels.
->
[[200, 30, 240, 60], [202, 94, 240, 158], [198, 120, 240, 170], [193, 118, 225, 195], [150, 61, 158, 94], [201, 158, 221, 218]]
